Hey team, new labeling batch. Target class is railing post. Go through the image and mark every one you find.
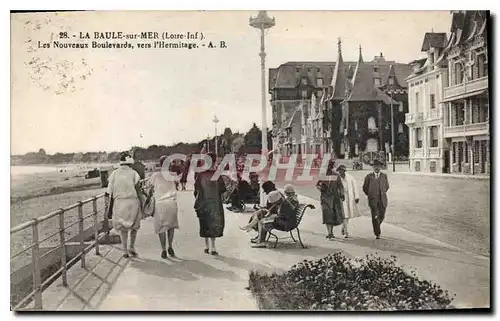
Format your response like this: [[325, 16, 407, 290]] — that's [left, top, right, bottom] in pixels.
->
[[77, 201, 85, 269], [31, 219, 42, 309], [103, 194, 110, 244], [92, 197, 100, 256], [58, 209, 68, 286]]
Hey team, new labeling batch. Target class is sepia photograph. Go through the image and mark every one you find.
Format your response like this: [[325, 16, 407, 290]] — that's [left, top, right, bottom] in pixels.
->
[[9, 8, 491, 312]]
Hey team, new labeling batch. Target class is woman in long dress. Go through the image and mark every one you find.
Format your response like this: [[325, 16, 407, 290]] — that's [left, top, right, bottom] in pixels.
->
[[316, 160, 345, 239], [194, 153, 226, 255], [107, 152, 143, 258], [337, 164, 361, 238], [149, 156, 180, 258]]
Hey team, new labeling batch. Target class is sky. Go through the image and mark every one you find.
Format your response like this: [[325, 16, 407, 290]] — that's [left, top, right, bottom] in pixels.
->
[[10, 11, 452, 155]]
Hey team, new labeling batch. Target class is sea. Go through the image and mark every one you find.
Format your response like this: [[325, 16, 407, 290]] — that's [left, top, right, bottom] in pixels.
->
[[10, 163, 115, 178]]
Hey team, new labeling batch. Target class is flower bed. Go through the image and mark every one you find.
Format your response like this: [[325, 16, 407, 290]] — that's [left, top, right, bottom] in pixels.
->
[[248, 253, 455, 311]]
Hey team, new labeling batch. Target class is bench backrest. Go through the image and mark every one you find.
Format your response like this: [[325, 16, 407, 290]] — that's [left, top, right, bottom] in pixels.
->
[[295, 203, 309, 225]]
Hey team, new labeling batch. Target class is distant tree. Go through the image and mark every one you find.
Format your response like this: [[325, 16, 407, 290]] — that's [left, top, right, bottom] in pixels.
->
[[232, 136, 245, 153], [73, 152, 83, 163], [38, 148, 46, 156]]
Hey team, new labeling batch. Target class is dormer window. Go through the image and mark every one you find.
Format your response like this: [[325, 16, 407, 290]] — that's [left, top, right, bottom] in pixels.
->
[[301, 78, 308, 85], [374, 78, 381, 86], [374, 66, 379, 72], [301, 90, 307, 99], [295, 67, 300, 73], [388, 77, 394, 85], [317, 78, 324, 86]]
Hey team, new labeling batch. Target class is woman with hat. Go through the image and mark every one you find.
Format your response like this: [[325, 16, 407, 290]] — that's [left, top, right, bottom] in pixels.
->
[[147, 155, 180, 258], [106, 152, 143, 258], [316, 160, 345, 239], [336, 164, 361, 238]]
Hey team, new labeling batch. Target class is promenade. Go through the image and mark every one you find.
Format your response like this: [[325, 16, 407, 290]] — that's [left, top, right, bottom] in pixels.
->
[[39, 184, 490, 311]]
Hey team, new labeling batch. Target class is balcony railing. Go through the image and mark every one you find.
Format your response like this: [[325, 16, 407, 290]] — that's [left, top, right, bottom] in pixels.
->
[[427, 108, 441, 120], [443, 76, 488, 100], [444, 121, 489, 138], [405, 112, 425, 124]]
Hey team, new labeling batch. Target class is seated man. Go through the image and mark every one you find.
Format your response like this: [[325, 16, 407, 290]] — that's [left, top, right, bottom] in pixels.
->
[[252, 190, 298, 248]]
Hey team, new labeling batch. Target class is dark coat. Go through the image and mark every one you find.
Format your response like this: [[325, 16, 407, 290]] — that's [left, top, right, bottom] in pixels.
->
[[194, 170, 226, 238], [362, 172, 389, 209], [317, 175, 345, 226]]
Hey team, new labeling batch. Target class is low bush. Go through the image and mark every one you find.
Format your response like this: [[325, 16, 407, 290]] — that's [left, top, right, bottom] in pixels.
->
[[248, 253, 455, 311]]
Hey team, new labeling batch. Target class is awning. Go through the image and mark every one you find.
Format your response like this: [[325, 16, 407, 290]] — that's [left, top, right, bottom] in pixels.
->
[[441, 89, 488, 103]]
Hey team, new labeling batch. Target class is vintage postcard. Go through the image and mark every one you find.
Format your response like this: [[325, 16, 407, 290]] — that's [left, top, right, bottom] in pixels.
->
[[10, 10, 490, 311]]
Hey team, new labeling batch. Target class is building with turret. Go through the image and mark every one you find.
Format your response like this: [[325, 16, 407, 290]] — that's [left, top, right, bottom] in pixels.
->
[[269, 41, 412, 161]]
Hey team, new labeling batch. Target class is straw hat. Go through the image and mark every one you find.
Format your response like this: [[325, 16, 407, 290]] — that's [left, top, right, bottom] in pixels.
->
[[267, 190, 283, 204]]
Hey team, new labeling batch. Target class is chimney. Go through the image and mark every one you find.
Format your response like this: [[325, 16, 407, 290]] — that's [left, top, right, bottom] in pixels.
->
[[380, 52, 383, 57]]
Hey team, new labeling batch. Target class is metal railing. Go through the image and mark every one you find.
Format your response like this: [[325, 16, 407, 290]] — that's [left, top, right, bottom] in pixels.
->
[[10, 193, 111, 310]]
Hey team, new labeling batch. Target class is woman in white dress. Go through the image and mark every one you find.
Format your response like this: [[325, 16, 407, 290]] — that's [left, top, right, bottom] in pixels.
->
[[107, 152, 143, 258], [148, 155, 180, 258], [336, 164, 361, 238]]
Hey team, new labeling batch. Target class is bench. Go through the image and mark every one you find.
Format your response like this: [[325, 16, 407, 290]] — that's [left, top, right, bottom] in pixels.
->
[[265, 203, 315, 248]]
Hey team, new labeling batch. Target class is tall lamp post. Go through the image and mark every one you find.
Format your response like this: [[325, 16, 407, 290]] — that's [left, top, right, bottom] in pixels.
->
[[213, 114, 219, 158], [250, 11, 275, 157]]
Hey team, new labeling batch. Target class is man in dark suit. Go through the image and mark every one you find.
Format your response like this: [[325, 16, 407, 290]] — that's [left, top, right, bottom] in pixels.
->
[[362, 159, 389, 239]]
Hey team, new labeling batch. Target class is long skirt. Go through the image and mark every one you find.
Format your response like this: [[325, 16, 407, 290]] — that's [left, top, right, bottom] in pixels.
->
[[154, 197, 179, 234], [197, 208, 224, 238], [112, 198, 141, 232], [321, 197, 344, 226]]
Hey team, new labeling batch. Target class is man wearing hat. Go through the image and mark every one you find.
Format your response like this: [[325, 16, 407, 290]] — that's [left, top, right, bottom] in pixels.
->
[[362, 159, 390, 239]]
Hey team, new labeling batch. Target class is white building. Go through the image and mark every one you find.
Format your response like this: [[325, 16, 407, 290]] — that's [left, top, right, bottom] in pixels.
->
[[406, 33, 449, 173]]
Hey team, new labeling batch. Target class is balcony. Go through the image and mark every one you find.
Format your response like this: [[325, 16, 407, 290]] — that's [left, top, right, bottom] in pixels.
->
[[405, 112, 425, 125], [426, 108, 441, 120], [444, 121, 489, 138], [443, 77, 488, 101]]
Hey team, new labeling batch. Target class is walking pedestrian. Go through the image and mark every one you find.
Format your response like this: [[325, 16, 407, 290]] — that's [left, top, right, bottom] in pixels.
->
[[106, 152, 143, 258], [148, 156, 180, 258], [336, 164, 361, 238], [316, 160, 344, 239], [362, 159, 389, 239], [180, 156, 191, 191], [194, 153, 226, 255]]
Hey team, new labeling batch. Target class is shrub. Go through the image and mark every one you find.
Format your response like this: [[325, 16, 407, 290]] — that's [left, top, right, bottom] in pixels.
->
[[248, 253, 455, 311]]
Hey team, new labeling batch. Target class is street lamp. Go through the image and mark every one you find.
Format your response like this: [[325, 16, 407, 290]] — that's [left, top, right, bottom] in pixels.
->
[[213, 114, 219, 158], [250, 11, 275, 157]]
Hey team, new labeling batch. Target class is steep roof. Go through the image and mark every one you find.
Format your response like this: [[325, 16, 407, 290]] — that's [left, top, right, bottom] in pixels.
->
[[273, 61, 356, 88], [329, 38, 348, 101], [348, 61, 411, 102], [421, 32, 448, 51]]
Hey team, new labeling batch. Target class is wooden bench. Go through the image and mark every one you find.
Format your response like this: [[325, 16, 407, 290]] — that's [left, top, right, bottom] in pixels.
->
[[265, 203, 315, 248]]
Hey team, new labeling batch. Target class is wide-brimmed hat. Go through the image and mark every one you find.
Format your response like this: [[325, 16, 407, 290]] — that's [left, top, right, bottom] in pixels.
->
[[337, 164, 347, 171], [372, 159, 383, 166], [267, 190, 283, 203], [120, 152, 134, 165]]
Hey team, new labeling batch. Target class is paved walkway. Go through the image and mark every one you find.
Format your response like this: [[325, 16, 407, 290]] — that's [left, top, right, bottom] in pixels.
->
[[42, 186, 490, 310]]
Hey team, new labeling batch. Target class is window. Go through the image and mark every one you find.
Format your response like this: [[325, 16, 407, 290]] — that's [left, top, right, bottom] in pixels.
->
[[416, 128, 423, 148], [317, 78, 324, 86], [399, 102, 403, 112], [295, 67, 300, 73], [374, 78, 381, 86], [398, 123, 404, 133], [374, 66, 379, 72], [415, 161, 421, 172], [430, 126, 439, 147], [452, 142, 456, 163], [464, 141, 469, 163], [354, 120, 358, 131], [415, 92, 420, 111], [388, 77, 394, 85], [430, 161, 437, 173], [367, 116, 377, 130], [301, 90, 307, 99], [430, 94, 436, 109], [455, 62, 463, 85], [474, 141, 480, 163]]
